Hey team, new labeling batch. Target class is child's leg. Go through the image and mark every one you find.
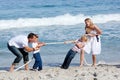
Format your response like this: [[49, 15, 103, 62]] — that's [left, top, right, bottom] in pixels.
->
[[61, 49, 76, 69], [33, 53, 39, 69], [38, 53, 42, 71], [80, 49, 84, 67], [92, 54, 96, 66], [61, 51, 71, 69], [33, 53, 42, 70]]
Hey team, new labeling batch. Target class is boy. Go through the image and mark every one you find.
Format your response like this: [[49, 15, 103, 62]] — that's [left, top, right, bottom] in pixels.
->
[[31, 35, 45, 71]]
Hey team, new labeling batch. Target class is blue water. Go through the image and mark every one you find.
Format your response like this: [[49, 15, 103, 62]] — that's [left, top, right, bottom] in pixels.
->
[[0, 0, 120, 68]]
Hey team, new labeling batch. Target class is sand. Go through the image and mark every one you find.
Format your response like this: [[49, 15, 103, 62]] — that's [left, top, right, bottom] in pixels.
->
[[0, 64, 120, 80]]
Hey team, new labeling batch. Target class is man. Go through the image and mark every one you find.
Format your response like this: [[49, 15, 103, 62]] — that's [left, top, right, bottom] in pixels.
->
[[7, 33, 39, 72]]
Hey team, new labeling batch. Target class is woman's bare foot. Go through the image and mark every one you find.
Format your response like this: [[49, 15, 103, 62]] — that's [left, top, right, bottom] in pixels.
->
[[79, 64, 83, 68], [91, 64, 96, 67]]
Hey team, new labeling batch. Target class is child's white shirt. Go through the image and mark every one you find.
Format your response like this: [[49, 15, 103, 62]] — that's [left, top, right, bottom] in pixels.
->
[[32, 42, 40, 54]]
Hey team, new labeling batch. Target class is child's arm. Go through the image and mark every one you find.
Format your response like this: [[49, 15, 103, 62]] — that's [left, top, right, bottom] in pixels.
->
[[75, 43, 84, 49], [64, 40, 76, 44], [37, 42, 46, 48]]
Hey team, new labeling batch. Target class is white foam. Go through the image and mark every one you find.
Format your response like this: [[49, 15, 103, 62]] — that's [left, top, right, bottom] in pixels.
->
[[0, 13, 120, 30]]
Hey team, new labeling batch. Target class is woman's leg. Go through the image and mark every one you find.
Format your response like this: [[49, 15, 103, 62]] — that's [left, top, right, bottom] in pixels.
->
[[92, 54, 96, 66], [80, 49, 84, 67]]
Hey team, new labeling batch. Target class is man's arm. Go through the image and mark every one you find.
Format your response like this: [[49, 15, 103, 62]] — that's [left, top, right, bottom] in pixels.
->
[[24, 46, 39, 52]]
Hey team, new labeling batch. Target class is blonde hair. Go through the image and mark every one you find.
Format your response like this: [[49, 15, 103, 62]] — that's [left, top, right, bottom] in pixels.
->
[[85, 18, 94, 34], [81, 35, 88, 42], [85, 18, 94, 26]]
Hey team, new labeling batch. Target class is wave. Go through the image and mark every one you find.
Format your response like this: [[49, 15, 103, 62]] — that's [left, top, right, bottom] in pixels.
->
[[0, 13, 120, 30]]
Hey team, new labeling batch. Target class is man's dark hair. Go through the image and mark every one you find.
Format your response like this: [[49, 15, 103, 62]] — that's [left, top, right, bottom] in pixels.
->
[[27, 33, 37, 38]]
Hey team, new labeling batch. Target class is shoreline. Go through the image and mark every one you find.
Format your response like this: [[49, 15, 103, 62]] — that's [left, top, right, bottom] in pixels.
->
[[0, 64, 120, 80]]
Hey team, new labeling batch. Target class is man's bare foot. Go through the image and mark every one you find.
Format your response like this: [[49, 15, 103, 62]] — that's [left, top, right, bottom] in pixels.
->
[[9, 67, 14, 72], [9, 69, 14, 72], [9, 65, 15, 72], [25, 64, 29, 71]]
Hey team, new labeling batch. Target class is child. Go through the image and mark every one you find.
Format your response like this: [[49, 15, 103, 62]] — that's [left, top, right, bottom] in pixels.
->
[[61, 35, 88, 69], [31, 35, 45, 71]]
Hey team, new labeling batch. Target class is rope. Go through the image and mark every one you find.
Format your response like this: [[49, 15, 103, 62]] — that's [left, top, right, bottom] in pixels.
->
[[46, 40, 75, 45], [14, 57, 34, 71], [46, 42, 64, 45], [14, 40, 74, 71]]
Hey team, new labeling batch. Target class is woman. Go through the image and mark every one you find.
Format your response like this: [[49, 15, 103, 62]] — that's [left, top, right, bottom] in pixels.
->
[[84, 18, 102, 67]]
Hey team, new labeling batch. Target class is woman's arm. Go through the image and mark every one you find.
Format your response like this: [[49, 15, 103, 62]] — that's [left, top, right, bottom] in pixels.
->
[[86, 25, 102, 37], [94, 25, 102, 35]]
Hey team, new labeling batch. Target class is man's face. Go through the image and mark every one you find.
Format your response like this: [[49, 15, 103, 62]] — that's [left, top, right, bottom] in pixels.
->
[[28, 36, 37, 43]]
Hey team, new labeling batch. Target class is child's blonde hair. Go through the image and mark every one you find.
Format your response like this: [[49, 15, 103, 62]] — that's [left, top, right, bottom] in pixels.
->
[[81, 35, 88, 42]]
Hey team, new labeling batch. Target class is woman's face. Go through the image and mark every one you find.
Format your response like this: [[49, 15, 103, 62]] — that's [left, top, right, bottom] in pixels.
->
[[85, 20, 91, 27]]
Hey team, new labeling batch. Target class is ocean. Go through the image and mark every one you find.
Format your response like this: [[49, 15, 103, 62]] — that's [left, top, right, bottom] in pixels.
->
[[0, 0, 120, 68]]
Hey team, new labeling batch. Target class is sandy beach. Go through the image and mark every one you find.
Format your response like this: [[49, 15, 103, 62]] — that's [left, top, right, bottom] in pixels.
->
[[0, 64, 120, 80]]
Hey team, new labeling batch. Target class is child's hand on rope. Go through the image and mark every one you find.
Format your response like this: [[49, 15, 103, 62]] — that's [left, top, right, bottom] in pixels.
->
[[64, 40, 76, 44]]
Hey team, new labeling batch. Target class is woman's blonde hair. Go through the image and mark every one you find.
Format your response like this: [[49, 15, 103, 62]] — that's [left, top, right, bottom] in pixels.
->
[[85, 18, 94, 27], [85, 18, 94, 34]]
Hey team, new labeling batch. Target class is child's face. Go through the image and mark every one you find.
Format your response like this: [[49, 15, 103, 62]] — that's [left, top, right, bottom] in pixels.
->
[[35, 38, 38, 42], [81, 37, 87, 42]]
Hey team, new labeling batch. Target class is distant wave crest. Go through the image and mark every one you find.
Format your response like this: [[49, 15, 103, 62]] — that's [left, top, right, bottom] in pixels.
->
[[0, 13, 120, 30]]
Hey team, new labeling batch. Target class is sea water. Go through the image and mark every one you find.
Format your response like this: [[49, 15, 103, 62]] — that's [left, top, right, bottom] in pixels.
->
[[0, 0, 120, 68]]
